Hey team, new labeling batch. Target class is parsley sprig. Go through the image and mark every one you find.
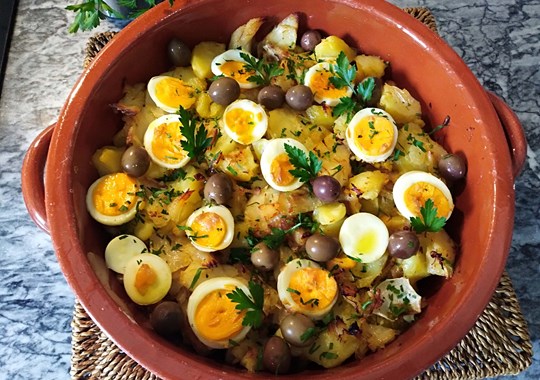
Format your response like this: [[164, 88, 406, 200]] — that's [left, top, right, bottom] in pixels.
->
[[283, 143, 322, 183], [329, 52, 376, 121], [239, 52, 284, 86], [226, 280, 265, 328], [410, 199, 447, 233], [66, 0, 174, 33], [178, 106, 212, 162]]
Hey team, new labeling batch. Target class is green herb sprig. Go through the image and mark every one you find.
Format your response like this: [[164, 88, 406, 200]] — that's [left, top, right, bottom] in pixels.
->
[[226, 280, 265, 328], [66, 0, 174, 33], [329, 52, 376, 121], [239, 52, 284, 86], [283, 143, 322, 183], [178, 106, 212, 162], [410, 199, 447, 233]]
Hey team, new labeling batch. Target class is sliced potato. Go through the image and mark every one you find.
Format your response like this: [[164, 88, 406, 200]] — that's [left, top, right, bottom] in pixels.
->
[[191, 41, 226, 79]]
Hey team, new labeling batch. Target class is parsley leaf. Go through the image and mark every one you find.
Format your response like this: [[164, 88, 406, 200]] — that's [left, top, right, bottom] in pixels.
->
[[284, 143, 322, 183], [410, 199, 447, 233], [332, 97, 359, 122], [239, 52, 284, 86], [329, 52, 356, 91], [226, 280, 265, 328], [357, 77, 375, 103], [178, 106, 212, 162]]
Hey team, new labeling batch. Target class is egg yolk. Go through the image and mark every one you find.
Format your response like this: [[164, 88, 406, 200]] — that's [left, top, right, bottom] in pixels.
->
[[289, 268, 337, 311], [350, 115, 395, 156], [220, 61, 255, 85], [404, 182, 452, 217], [134, 263, 157, 296], [151, 121, 187, 164], [194, 288, 246, 341], [270, 153, 295, 186], [92, 173, 138, 216], [190, 212, 227, 248], [154, 77, 196, 109], [225, 108, 262, 144], [309, 69, 349, 100]]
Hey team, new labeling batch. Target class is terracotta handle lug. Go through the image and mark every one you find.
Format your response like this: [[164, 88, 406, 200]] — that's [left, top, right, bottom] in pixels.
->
[[21, 124, 55, 234], [487, 92, 527, 180]]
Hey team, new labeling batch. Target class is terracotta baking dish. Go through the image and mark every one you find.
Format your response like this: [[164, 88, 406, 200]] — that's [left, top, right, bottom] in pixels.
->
[[22, 0, 527, 378]]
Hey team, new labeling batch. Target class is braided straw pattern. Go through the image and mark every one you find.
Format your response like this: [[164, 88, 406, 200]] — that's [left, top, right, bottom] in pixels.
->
[[72, 8, 532, 380]]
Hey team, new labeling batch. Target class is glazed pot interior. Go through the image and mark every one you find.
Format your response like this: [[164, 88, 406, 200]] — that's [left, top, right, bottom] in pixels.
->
[[48, 0, 514, 378]]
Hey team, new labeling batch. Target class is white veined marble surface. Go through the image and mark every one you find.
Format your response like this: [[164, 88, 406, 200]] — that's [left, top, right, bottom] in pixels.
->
[[0, 0, 538, 379]]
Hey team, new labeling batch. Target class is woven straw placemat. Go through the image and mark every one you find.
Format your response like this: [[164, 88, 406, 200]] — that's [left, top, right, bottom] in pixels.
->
[[71, 8, 532, 380]]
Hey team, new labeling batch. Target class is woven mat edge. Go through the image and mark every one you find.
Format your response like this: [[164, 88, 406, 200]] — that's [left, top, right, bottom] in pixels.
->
[[71, 7, 533, 380]]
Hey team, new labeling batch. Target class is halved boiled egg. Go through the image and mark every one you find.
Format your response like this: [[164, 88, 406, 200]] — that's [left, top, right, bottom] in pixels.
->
[[260, 138, 306, 192], [187, 277, 252, 349], [345, 108, 398, 163], [123, 253, 172, 305], [277, 259, 338, 319], [86, 172, 140, 226], [304, 62, 353, 106], [144, 114, 191, 169], [147, 75, 197, 113], [223, 99, 268, 145], [105, 234, 147, 274], [339, 212, 389, 263], [211, 49, 258, 89], [185, 205, 235, 252], [392, 170, 454, 219]]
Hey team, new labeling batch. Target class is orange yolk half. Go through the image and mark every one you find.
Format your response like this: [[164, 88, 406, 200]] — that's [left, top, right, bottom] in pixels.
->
[[404, 182, 452, 217], [289, 268, 338, 312], [190, 212, 227, 248], [225, 108, 262, 144], [310, 69, 349, 99], [134, 263, 157, 296], [151, 121, 187, 165], [352, 116, 395, 156], [93, 173, 138, 216], [194, 288, 246, 341], [219, 61, 255, 85], [270, 153, 295, 186], [154, 77, 196, 109]]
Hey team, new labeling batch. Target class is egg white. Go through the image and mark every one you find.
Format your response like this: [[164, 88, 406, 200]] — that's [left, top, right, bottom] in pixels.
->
[[260, 138, 307, 192], [211, 49, 259, 89], [304, 62, 353, 106], [223, 99, 268, 145], [105, 234, 148, 274], [143, 114, 191, 169], [123, 253, 172, 305], [345, 107, 398, 163], [86, 173, 140, 226], [187, 277, 252, 349], [392, 170, 454, 219], [276, 259, 338, 319], [185, 205, 235, 252], [339, 212, 389, 263], [147, 75, 196, 113]]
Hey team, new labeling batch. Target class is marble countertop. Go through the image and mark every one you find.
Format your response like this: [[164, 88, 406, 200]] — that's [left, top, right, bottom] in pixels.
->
[[0, 0, 537, 378]]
